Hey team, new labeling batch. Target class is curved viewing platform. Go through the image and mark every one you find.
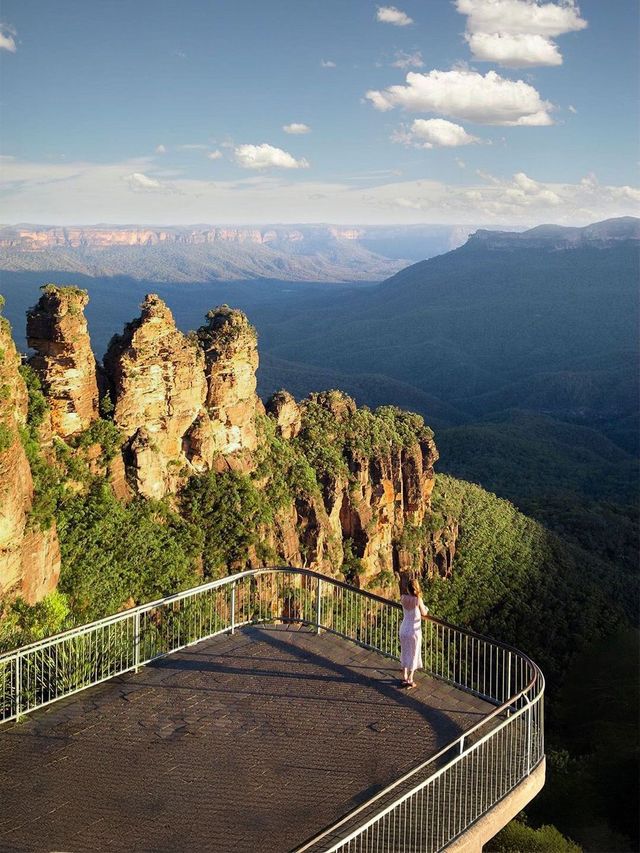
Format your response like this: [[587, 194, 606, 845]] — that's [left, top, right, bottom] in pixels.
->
[[0, 569, 544, 852]]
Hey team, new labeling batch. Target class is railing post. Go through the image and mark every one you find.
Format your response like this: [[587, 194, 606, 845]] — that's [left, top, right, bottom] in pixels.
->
[[230, 581, 236, 635], [134, 611, 141, 672], [316, 578, 322, 634], [459, 735, 465, 756], [526, 698, 533, 776], [15, 653, 22, 721]]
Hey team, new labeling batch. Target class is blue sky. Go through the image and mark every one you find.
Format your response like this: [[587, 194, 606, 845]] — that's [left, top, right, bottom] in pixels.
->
[[0, 0, 637, 224]]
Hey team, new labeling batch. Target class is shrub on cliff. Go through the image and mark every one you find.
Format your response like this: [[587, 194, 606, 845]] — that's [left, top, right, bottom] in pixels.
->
[[180, 471, 272, 578], [57, 481, 202, 620]]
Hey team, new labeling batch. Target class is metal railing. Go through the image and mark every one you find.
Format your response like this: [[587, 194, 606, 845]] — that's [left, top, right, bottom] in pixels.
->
[[0, 568, 544, 852]]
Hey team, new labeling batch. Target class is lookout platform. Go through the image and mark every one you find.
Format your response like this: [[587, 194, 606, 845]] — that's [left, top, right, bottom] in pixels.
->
[[0, 624, 493, 853]]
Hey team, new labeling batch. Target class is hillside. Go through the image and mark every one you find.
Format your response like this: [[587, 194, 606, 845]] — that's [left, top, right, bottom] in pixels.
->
[[0, 223, 478, 283], [0, 284, 637, 850]]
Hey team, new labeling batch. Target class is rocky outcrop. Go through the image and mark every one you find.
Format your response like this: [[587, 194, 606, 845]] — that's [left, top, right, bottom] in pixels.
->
[[195, 306, 262, 472], [104, 295, 207, 499], [0, 309, 60, 604], [266, 390, 301, 440], [293, 391, 440, 586], [27, 286, 99, 439], [104, 298, 261, 497], [2, 287, 457, 607]]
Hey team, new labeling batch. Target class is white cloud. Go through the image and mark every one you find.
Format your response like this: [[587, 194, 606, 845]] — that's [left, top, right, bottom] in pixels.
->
[[125, 172, 163, 191], [283, 123, 311, 134], [207, 150, 223, 160], [366, 69, 554, 126], [234, 144, 309, 170], [320, 59, 336, 68], [0, 23, 17, 52], [392, 50, 424, 69], [377, 6, 413, 26], [568, 104, 577, 114], [180, 143, 209, 150], [466, 32, 562, 66], [155, 144, 167, 154], [455, 0, 587, 67], [455, 157, 467, 169], [394, 118, 481, 148], [1, 156, 638, 226], [456, 0, 587, 37]]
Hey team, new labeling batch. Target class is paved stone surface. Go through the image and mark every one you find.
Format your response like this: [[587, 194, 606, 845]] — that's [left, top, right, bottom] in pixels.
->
[[0, 625, 493, 852]]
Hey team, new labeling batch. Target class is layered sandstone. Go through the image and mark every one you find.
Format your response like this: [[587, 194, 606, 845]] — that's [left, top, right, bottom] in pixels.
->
[[103, 299, 261, 498], [195, 306, 262, 472], [104, 295, 207, 499], [27, 286, 99, 438], [265, 390, 301, 440], [0, 310, 60, 604]]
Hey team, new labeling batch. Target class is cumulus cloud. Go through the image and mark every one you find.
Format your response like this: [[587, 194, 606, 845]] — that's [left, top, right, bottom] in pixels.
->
[[207, 150, 223, 160], [377, 6, 413, 26], [568, 104, 577, 114], [392, 50, 424, 69], [155, 144, 167, 154], [456, 0, 587, 67], [366, 68, 554, 126], [0, 23, 17, 52], [320, 59, 336, 68], [283, 123, 311, 134], [125, 172, 163, 191], [466, 32, 562, 66], [394, 118, 481, 148], [456, 0, 587, 37], [234, 143, 309, 170]]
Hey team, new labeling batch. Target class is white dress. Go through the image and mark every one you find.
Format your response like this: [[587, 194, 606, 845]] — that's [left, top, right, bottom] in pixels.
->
[[399, 594, 428, 671]]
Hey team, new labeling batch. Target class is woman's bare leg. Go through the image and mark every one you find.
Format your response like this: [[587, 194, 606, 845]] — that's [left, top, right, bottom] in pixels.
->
[[402, 667, 409, 682], [407, 669, 416, 688]]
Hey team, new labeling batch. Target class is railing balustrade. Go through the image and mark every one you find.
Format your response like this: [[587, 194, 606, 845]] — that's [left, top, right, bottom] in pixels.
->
[[0, 568, 544, 852]]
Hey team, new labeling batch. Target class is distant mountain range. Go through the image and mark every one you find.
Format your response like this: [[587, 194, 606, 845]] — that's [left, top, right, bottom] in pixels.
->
[[0, 223, 480, 283]]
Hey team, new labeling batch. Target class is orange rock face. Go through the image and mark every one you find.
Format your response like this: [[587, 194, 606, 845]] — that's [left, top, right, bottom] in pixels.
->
[[104, 294, 207, 499], [103, 299, 262, 497], [196, 307, 262, 472], [27, 286, 99, 438], [0, 313, 60, 604]]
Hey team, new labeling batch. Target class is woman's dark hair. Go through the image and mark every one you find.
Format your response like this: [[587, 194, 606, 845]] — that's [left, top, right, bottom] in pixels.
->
[[408, 577, 421, 597]]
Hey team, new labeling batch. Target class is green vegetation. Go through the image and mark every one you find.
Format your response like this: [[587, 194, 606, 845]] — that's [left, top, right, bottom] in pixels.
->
[[0, 591, 72, 650], [69, 418, 122, 463], [57, 481, 202, 621], [486, 818, 581, 853], [180, 471, 272, 578]]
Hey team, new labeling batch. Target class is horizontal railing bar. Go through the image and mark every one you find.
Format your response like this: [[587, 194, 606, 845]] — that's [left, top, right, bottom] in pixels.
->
[[0, 567, 541, 679]]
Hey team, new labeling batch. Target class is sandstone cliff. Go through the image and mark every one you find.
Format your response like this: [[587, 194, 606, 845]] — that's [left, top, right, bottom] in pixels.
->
[[0, 304, 60, 604], [27, 286, 99, 439], [1, 288, 457, 608], [103, 297, 261, 498], [103, 295, 207, 499]]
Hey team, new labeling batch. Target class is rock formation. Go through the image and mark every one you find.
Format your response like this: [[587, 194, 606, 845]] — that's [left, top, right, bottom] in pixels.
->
[[1, 288, 457, 607], [27, 286, 99, 439], [104, 295, 207, 499], [195, 306, 262, 472], [266, 390, 301, 440], [0, 306, 60, 604], [104, 298, 261, 497]]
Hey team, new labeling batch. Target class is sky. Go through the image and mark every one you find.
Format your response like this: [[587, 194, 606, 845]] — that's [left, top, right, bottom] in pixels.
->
[[0, 0, 638, 225]]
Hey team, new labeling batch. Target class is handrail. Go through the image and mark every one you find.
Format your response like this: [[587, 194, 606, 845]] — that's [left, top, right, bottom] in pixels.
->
[[0, 567, 544, 853]]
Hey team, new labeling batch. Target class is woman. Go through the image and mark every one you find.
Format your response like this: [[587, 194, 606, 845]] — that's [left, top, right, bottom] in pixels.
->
[[399, 578, 429, 689]]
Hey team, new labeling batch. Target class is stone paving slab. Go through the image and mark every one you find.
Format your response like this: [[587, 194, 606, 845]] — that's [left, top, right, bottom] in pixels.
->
[[0, 625, 493, 853]]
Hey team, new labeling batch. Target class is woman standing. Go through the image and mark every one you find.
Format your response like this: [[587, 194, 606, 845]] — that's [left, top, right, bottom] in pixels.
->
[[399, 578, 429, 689]]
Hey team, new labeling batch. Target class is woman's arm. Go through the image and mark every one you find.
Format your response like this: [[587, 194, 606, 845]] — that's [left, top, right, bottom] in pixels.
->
[[418, 597, 429, 618]]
